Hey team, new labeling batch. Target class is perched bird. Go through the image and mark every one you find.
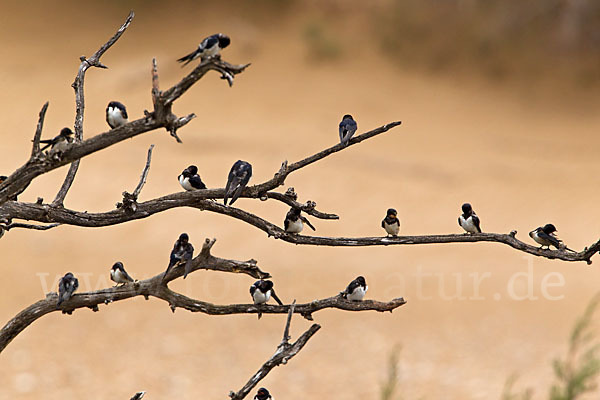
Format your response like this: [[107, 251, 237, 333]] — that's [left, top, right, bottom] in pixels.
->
[[342, 276, 368, 301], [130, 392, 145, 400], [250, 280, 283, 305], [339, 114, 358, 146], [381, 208, 400, 236], [458, 203, 481, 234], [529, 224, 568, 250], [110, 261, 134, 286], [254, 388, 272, 400], [163, 233, 195, 281], [39, 127, 74, 153], [57, 272, 79, 307], [284, 207, 315, 234], [177, 33, 231, 66], [224, 160, 252, 206], [178, 165, 207, 191], [106, 101, 128, 129]]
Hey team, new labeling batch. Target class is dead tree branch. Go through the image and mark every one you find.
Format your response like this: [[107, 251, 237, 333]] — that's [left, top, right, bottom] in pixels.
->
[[229, 301, 321, 400], [52, 11, 135, 207], [30, 102, 49, 157], [0, 237, 404, 353]]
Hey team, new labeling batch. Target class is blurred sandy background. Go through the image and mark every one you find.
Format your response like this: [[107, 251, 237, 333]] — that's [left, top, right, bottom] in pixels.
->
[[1, 1, 599, 399]]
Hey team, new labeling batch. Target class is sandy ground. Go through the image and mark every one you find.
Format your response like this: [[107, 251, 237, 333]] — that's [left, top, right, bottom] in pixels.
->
[[1, 2, 600, 399]]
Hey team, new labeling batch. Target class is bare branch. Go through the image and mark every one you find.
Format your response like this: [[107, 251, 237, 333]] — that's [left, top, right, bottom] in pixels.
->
[[2, 222, 60, 231], [0, 237, 403, 353], [133, 145, 154, 198], [229, 318, 321, 400], [52, 11, 135, 208], [0, 238, 272, 353], [160, 59, 251, 107], [3, 191, 598, 263], [281, 300, 296, 344], [30, 102, 49, 157]]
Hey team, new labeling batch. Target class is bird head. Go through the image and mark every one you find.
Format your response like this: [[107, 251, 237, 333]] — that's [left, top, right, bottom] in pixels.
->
[[386, 208, 397, 218], [356, 276, 367, 286], [60, 127, 74, 137], [543, 224, 557, 234], [187, 165, 198, 175], [461, 203, 473, 215], [217, 33, 231, 48], [179, 233, 189, 243], [111, 262, 123, 271]]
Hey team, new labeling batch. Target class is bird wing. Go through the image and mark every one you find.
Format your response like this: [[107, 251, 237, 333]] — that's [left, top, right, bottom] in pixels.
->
[[249, 284, 257, 296], [224, 168, 236, 205], [189, 175, 206, 189], [301, 215, 316, 231], [57, 279, 67, 305], [458, 216, 462, 228], [345, 279, 360, 296], [182, 244, 195, 279], [177, 48, 200, 66], [284, 217, 290, 231], [538, 231, 562, 249], [472, 214, 482, 233], [381, 218, 386, 229], [122, 267, 134, 282], [270, 289, 284, 305]]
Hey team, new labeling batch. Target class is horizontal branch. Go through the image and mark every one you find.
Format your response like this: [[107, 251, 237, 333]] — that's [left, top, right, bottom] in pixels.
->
[[0, 237, 403, 353], [0, 238, 268, 353]]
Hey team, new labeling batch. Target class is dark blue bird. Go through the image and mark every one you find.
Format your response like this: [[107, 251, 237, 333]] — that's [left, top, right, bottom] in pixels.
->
[[529, 224, 572, 250], [39, 127, 74, 153], [339, 114, 357, 146], [106, 101, 128, 129], [163, 233, 195, 281], [57, 272, 79, 307], [177, 33, 231, 66], [179, 165, 207, 191], [224, 160, 252, 206]]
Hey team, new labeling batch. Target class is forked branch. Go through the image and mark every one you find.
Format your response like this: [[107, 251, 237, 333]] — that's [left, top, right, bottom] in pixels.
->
[[0, 238, 405, 353]]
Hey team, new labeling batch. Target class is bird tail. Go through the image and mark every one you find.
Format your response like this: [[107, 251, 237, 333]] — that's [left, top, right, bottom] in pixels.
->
[[177, 52, 196, 67], [271, 290, 284, 306], [183, 260, 192, 279], [228, 186, 244, 206], [302, 216, 316, 231]]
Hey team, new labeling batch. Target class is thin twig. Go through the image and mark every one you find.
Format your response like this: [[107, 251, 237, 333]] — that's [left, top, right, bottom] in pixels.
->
[[30, 102, 49, 157], [133, 145, 154, 198], [229, 319, 321, 400], [2, 222, 60, 231], [282, 300, 296, 344]]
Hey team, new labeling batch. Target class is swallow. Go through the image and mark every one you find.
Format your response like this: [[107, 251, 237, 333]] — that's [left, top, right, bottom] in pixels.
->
[[179, 165, 207, 191], [177, 33, 231, 66], [342, 276, 368, 301], [254, 388, 272, 400], [339, 114, 357, 146], [458, 203, 481, 234], [38, 127, 74, 153], [250, 280, 283, 305], [110, 261, 134, 286], [163, 233, 195, 281], [57, 272, 79, 307], [106, 101, 128, 129], [224, 160, 252, 206], [529, 224, 570, 250], [381, 208, 400, 236], [130, 392, 145, 400], [284, 207, 315, 234]]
